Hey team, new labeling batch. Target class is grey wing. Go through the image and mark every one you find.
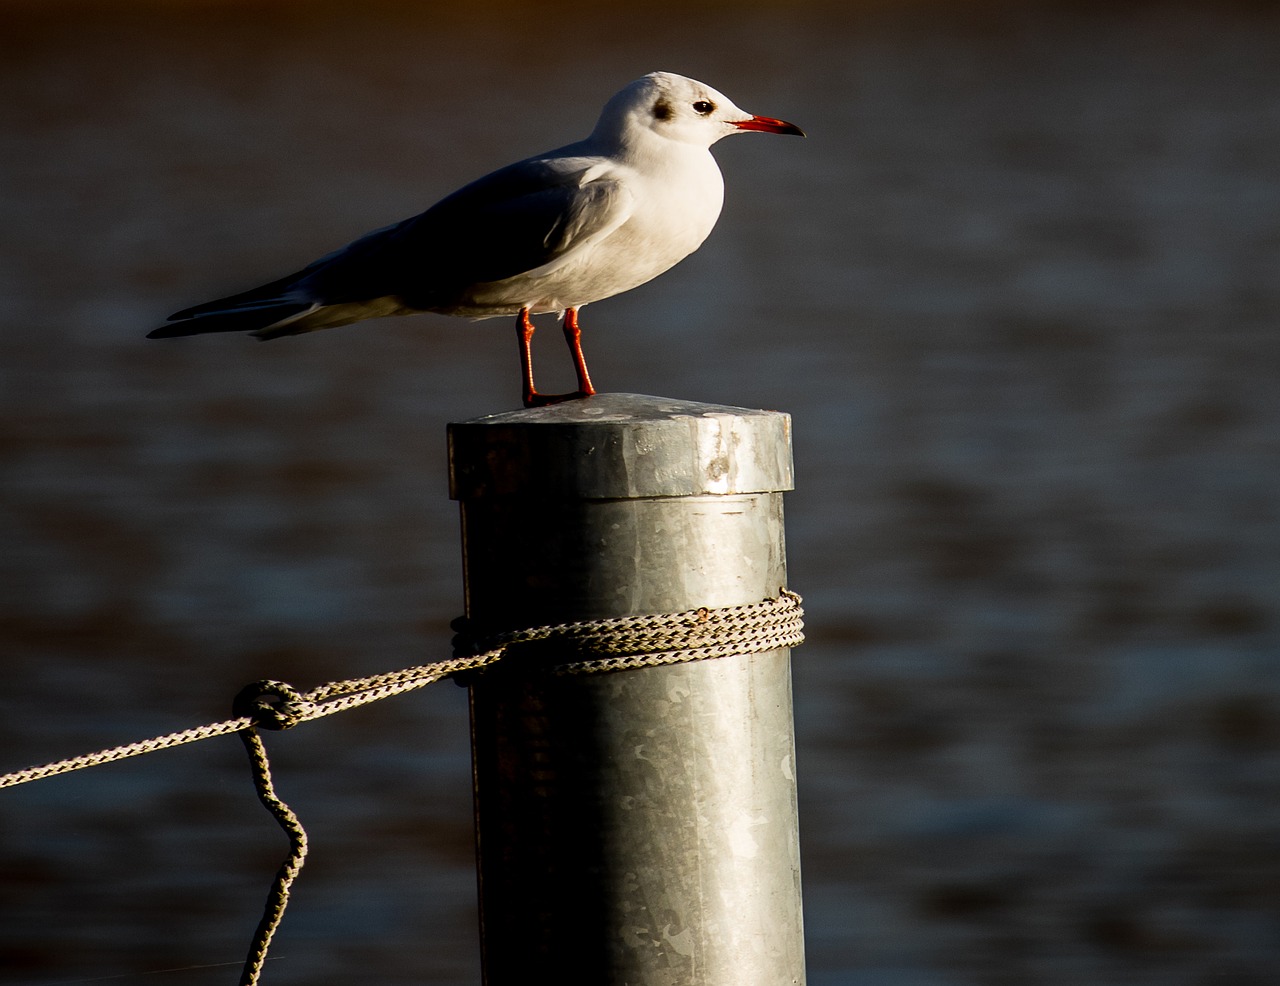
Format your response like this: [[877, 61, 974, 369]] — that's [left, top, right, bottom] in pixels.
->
[[298, 159, 635, 309]]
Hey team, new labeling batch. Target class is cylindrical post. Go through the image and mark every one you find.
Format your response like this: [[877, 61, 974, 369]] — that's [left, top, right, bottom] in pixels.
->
[[448, 393, 805, 986]]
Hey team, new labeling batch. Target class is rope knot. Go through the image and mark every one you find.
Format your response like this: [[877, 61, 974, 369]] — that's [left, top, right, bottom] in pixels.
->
[[233, 680, 313, 731]]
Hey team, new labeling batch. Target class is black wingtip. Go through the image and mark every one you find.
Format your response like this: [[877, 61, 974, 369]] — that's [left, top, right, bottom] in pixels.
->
[[146, 317, 218, 339], [144, 302, 314, 339]]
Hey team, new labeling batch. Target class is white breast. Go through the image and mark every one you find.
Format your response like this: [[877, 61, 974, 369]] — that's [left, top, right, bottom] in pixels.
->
[[465, 144, 726, 317]]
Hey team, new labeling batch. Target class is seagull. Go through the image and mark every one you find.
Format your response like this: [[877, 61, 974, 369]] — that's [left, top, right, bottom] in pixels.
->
[[148, 71, 804, 407]]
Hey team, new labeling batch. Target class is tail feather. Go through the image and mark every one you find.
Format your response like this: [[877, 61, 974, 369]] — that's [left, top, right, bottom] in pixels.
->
[[165, 267, 315, 321], [149, 217, 422, 342], [147, 302, 316, 339]]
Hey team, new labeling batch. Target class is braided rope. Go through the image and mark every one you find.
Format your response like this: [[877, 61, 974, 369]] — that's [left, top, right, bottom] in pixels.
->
[[2, 593, 803, 790], [0, 652, 501, 790], [0, 716, 255, 789], [0, 590, 803, 986], [455, 589, 805, 674], [238, 728, 307, 986]]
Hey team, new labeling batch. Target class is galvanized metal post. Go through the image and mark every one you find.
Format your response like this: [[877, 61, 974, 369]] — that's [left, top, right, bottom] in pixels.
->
[[448, 393, 805, 986]]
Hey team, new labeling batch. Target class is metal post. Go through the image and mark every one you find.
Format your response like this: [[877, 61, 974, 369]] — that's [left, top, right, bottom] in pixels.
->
[[448, 393, 805, 986]]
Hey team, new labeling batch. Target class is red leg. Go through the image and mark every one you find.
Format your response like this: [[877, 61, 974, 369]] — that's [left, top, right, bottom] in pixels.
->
[[516, 307, 540, 408], [516, 308, 596, 408], [562, 308, 596, 397]]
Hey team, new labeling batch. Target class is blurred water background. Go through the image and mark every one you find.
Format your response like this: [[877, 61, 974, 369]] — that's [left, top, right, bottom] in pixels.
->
[[2, 1, 1278, 983]]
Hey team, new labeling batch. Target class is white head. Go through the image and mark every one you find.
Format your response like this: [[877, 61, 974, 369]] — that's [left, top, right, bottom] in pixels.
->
[[592, 71, 804, 150]]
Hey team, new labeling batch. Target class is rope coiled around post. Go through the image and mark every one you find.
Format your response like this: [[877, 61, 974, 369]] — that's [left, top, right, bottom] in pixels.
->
[[453, 589, 805, 675], [1, 590, 803, 986]]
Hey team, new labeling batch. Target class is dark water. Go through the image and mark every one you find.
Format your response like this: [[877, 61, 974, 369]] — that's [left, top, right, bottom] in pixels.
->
[[2, 2, 1278, 984]]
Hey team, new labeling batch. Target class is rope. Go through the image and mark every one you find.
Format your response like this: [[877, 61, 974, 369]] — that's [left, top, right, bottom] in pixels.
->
[[237, 728, 307, 986], [0, 590, 803, 985], [453, 589, 806, 675], [0, 652, 500, 790], [0, 716, 254, 789]]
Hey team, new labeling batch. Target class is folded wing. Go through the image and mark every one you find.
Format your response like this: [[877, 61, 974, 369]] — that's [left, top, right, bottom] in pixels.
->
[[149, 154, 633, 340]]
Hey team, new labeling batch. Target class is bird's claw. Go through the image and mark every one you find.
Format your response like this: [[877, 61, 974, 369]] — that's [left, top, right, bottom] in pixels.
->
[[522, 389, 595, 409]]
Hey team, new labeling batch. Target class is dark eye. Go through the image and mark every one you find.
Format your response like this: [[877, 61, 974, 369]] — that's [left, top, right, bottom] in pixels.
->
[[692, 100, 715, 115]]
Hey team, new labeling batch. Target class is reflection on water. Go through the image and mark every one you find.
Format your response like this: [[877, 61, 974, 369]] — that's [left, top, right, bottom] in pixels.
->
[[2, 3, 1279, 984]]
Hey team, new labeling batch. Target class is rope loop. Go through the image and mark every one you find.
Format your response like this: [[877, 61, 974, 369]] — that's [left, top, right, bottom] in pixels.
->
[[452, 589, 804, 677], [2, 588, 803, 986], [233, 680, 314, 731]]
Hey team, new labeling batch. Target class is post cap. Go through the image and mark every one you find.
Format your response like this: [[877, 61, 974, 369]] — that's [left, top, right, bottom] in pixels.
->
[[449, 394, 794, 500]]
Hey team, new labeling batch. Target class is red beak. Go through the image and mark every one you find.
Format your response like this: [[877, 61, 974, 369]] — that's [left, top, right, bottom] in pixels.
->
[[733, 114, 806, 137]]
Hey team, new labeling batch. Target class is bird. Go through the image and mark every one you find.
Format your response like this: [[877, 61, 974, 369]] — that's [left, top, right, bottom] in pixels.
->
[[148, 71, 804, 407]]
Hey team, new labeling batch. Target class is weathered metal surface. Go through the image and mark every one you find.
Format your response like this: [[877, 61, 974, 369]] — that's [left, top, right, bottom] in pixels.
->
[[450, 393, 805, 986]]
